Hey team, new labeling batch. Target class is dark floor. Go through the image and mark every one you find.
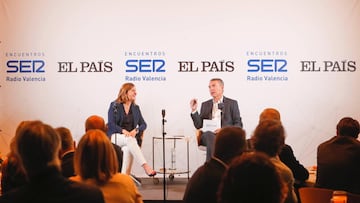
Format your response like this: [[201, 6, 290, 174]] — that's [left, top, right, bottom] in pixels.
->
[[137, 177, 188, 203]]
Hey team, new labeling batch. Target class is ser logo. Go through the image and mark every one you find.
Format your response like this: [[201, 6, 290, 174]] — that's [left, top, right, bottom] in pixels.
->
[[125, 59, 165, 72], [247, 59, 287, 72], [6, 60, 45, 73]]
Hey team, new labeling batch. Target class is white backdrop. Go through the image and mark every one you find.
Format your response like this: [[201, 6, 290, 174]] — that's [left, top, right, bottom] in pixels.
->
[[1, 0, 360, 177]]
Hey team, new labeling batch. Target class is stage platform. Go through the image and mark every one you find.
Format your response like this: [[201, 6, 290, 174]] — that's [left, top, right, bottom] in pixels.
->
[[137, 177, 188, 203]]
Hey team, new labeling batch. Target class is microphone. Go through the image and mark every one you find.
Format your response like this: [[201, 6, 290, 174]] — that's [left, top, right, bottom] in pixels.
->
[[218, 103, 224, 111], [218, 103, 224, 124], [162, 109, 166, 118]]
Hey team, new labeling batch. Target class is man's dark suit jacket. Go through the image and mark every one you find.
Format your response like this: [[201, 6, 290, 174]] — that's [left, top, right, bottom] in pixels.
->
[[0, 167, 105, 203], [183, 158, 226, 203], [61, 151, 75, 178], [279, 144, 309, 184], [191, 96, 243, 129], [316, 135, 360, 194]]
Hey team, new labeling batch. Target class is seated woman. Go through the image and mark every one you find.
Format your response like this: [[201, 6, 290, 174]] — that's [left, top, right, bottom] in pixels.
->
[[107, 82, 156, 176], [71, 129, 143, 203]]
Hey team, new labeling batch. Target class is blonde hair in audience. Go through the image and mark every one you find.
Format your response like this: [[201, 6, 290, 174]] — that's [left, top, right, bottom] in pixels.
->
[[74, 129, 119, 185]]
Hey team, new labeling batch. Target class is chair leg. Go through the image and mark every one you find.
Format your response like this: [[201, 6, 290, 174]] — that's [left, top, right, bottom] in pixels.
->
[[196, 130, 202, 146], [130, 174, 142, 186]]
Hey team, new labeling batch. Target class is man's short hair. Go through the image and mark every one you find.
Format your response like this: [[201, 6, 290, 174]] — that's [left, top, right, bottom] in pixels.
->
[[252, 119, 285, 157], [218, 152, 286, 203], [214, 126, 246, 163], [210, 78, 224, 87], [259, 108, 281, 122], [85, 115, 106, 132], [336, 117, 360, 138]]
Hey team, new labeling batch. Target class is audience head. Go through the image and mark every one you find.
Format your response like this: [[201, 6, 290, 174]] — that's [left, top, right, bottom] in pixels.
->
[[214, 126, 246, 164], [259, 108, 281, 122], [336, 117, 360, 138], [55, 127, 74, 155], [13, 120, 61, 178], [74, 129, 119, 185], [85, 115, 107, 132], [8, 121, 30, 157], [218, 152, 287, 203], [116, 82, 136, 103], [252, 119, 285, 157]]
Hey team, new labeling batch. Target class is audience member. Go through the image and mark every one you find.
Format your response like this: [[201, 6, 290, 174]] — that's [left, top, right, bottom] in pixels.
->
[[71, 129, 143, 203], [55, 127, 76, 177], [190, 78, 243, 161], [85, 115, 123, 171], [183, 126, 246, 203], [255, 108, 309, 188], [218, 152, 287, 203], [0, 120, 105, 203], [279, 145, 309, 186], [316, 117, 360, 194], [1, 121, 28, 194], [252, 119, 298, 203]]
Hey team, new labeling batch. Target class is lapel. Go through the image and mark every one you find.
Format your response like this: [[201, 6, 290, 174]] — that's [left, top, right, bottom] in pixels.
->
[[222, 97, 228, 112], [205, 99, 214, 119], [220, 97, 228, 126], [130, 103, 139, 124]]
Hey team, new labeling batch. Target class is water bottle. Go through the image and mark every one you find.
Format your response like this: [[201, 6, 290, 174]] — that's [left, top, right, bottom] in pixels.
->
[[171, 147, 176, 170], [331, 191, 347, 203]]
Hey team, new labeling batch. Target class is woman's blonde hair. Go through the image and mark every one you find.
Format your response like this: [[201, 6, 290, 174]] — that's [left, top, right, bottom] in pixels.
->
[[116, 82, 135, 103], [74, 129, 119, 185]]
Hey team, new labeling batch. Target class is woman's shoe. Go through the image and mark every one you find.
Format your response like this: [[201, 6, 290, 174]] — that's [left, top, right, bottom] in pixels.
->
[[147, 170, 157, 177], [143, 163, 156, 177]]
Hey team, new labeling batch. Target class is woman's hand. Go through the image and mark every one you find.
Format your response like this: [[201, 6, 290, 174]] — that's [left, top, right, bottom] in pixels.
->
[[129, 129, 138, 137], [122, 129, 131, 137], [122, 129, 138, 137]]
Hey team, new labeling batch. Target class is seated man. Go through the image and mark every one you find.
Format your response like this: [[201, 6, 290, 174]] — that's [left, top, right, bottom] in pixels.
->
[[316, 117, 360, 194], [0, 120, 104, 203], [190, 78, 243, 161]]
